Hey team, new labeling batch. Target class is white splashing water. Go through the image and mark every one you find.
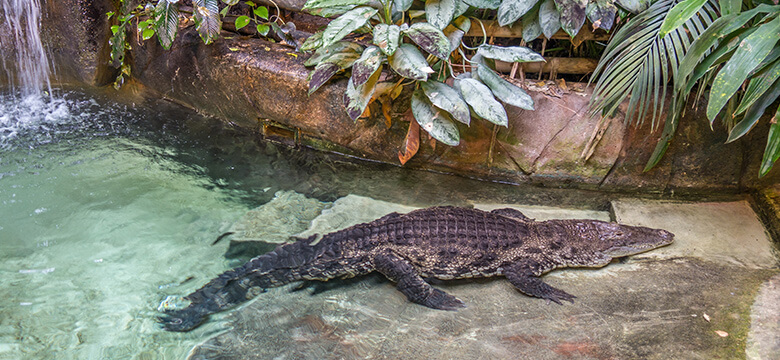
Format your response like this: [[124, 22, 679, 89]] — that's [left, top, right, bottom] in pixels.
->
[[1, 0, 52, 96]]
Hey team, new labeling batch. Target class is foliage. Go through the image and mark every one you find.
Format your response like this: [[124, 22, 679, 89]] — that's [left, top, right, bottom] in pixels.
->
[[107, 0, 281, 89], [301, 0, 543, 163], [589, 0, 780, 177]]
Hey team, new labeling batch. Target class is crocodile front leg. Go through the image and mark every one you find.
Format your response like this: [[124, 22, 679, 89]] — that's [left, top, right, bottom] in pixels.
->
[[372, 252, 465, 310], [504, 260, 576, 305]]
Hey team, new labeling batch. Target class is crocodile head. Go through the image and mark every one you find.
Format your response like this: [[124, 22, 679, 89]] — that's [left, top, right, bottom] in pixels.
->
[[588, 221, 674, 257]]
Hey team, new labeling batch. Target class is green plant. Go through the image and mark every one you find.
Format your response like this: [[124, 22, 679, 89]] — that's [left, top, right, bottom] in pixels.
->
[[589, 0, 780, 177], [107, 0, 281, 89], [300, 0, 543, 163]]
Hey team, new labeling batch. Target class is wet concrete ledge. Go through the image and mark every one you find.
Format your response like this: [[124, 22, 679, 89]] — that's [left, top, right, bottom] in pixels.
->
[[127, 27, 780, 195]]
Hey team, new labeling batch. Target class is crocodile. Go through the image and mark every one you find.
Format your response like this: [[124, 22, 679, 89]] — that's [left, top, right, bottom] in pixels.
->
[[159, 206, 673, 332]]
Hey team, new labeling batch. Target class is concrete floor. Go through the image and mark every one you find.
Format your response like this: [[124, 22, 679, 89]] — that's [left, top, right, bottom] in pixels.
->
[[188, 194, 779, 360]]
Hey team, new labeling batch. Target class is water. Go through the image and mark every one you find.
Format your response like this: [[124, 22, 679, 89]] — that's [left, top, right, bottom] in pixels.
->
[[0, 88, 616, 359], [0, 0, 52, 97]]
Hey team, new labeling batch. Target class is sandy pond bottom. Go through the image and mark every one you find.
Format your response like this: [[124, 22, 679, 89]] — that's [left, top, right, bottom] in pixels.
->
[[0, 89, 778, 360]]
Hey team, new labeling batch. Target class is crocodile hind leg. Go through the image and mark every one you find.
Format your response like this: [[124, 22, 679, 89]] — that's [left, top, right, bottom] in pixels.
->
[[372, 252, 465, 310], [504, 261, 576, 305]]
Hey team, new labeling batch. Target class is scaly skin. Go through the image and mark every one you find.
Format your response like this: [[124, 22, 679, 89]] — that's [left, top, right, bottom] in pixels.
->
[[159, 206, 674, 332]]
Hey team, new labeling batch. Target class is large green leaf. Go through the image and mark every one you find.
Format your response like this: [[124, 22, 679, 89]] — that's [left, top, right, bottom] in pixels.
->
[[373, 24, 401, 56], [403, 22, 452, 60], [306, 5, 357, 17], [321, 6, 378, 48], [304, 41, 364, 66], [539, 0, 561, 39], [388, 44, 434, 80], [720, 0, 741, 16], [193, 0, 221, 45], [476, 44, 545, 63], [727, 79, 780, 143], [302, 0, 370, 10], [344, 68, 381, 121], [497, 0, 540, 27], [477, 65, 534, 110], [455, 78, 509, 126], [421, 80, 471, 125], [554, 0, 587, 37], [659, 0, 707, 38], [760, 108, 780, 177], [707, 16, 780, 122], [154, 0, 180, 50], [411, 89, 461, 146], [351, 46, 385, 86], [426, 0, 458, 30], [735, 58, 780, 116], [463, 0, 500, 9], [522, 4, 543, 41], [586, 0, 616, 31]]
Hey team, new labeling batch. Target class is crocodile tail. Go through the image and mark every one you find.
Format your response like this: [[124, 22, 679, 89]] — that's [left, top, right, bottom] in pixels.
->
[[159, 236, 333, 332]]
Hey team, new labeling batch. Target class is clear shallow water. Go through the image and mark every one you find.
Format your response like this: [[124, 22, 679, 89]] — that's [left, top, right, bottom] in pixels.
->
[[0, 88, 615, 359]]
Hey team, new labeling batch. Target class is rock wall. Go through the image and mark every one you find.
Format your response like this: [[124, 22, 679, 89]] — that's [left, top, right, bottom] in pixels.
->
[[129, 28, 779, 193]]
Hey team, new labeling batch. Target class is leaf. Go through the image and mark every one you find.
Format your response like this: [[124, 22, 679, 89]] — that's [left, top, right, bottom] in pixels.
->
[[398, 116, 421, 165], [302, 0, 370, 10], [321, 6, 378, 48], [352, 46, 385, 86], [344, 68, 382, 121], [426, 0, 458, 30], [497, 0, 540, 27], [373, 24, 401, 56], [304, 41, 363, 66], [306, 5, 357, 17], [463, 0, 500, 10], [659, 0, 707, 38], [301, 32, 324, 52], [760, 108, 780, 177], [707, 16, 780, 122], [727, 79, 780, 143], [539, 0, 561, 39], [223, 0, 239, 4], [142, 27, 155, 40], [586, 0, 616, 31], [308, 62, 341, 94], [615, 0, 650, 13], [735, 58, 780, 116], [194, 0, 221, 45], [421, 80, 471, 124], [235, 15, 251, 30], [154, 0, 180, 50], [522, 4, 543, 41], [256, 24, 270, 36], [554, 0, 587, 37], [719, 0, 741, 16], [455, 78, 509, 126], [591, 0, 719, 129], [404, 22, 452, 60], [477, 65, 534, 110], [476, 44, 545, 63], [454, 0, 470, 18], [394, 0, 414, 12], [254, 5, 269, 19], [388, 43, 434, 80], [411, 89, 461, 146]]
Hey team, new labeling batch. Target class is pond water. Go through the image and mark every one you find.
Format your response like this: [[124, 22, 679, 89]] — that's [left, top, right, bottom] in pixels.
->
[[0, 88, 608, 359]]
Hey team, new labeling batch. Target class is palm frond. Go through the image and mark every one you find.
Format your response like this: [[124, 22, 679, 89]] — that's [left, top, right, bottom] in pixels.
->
[[589, 0, 719, 130]]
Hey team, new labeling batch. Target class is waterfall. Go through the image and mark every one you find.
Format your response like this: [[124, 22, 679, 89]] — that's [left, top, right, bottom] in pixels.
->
[[0, 0, 52, 97]]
